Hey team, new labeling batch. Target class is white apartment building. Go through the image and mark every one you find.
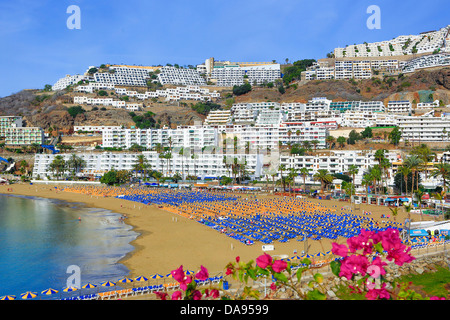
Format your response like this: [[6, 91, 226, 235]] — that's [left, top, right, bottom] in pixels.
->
[[417, 100, 440, 109], [53, 74, 89, 91], [93, 66, 153, 87], [204, 110, 232, 125], [403, 53, 450, 73], [0, 116, 23, 137], [5, 127, 45, 146], [386, 101, 412, 114], [334, 25, 450, 58], [341, 111, 377, 128], [32, 151, 264, 180], [277, 150, 399, 187], [397, 113, 450, 142], [73, 96, 126, 108], [73, 125, 123, 133], [75, 83, 116, 93], [211, 64, 281, 86], [157, 66, 206, 86]]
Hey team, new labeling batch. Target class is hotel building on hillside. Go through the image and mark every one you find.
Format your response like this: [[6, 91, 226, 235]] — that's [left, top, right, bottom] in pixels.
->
[[0, 116, 23, 138], [157, 66, 207, 86], [397, 113, 450, 142], [5, 127, 45, 146], [52, 74, 90, 91], [386, 101, 412, 114], [210, 64, 281, 86]]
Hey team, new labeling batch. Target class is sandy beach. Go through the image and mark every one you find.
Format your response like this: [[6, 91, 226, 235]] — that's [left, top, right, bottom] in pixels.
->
[[0, 183, 434, 281]]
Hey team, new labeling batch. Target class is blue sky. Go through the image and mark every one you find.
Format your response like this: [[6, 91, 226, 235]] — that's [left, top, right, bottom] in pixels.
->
[[0, 0, 448, 97]]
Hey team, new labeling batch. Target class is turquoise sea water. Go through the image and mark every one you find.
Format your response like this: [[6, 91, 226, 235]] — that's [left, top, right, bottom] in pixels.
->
[[0, 194, 138, 298]]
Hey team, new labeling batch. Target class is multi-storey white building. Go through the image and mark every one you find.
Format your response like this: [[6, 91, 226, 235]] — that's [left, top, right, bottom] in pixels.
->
[[211, 64, 281, 86], [387, 101, 412, 114], [0, 116, 23, 138], [32, 151, 264, 180], [204, 110, 232, 125], [397, 113, 450, 142], [53, 74, 89, 91], [157, 66, 206, 86], [277, 150, 399, 187], [402, 53, 450, 73], [334, 25, 450, 58], [5, 127, 45, 146]]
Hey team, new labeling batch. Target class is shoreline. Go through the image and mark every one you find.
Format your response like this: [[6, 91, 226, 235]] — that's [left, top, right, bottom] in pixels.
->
[[0, 183, 433, 282]]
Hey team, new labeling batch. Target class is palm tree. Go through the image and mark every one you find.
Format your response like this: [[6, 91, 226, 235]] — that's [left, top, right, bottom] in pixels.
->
[[326, 136, 335, 151], [299, 167, 312, 193], [134, 154, 149, 180], [67, 154, 86, 179], [313, 169, 333, 194], [347, 165, 359, 186], [278, 164, 287, 192], [430, 162, 450, 195], [388, 207, 399, 222], [361, 173, 373, 204], [288, 168, 299, 197], [398, 165, 412, 195], [404, 155, 422, 200], [311, 140, 319, 153]]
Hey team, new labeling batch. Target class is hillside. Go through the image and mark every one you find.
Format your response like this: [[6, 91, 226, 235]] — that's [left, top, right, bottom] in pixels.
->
[[235, 67, 450, 105], [1, 67, 449, 133]]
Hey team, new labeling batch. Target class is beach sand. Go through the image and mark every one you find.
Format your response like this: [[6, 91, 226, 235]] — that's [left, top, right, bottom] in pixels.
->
[[0, 183, 435, 282]]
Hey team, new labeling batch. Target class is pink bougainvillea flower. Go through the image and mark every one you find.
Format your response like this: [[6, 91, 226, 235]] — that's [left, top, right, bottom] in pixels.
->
[[380, 228, 402, 252], [236, 256, 240, 263], [171, 265, 186, 283], [171, 265, 193, 290], [171, 291, 182, 300], [155, 292, 168, 300], [270, 283, 277, 291], [365, 283, 390, 300], [430, 296, 446, 300], [192, 290, 202, 300], [256, 253, 273, 269], [332, 242, 348, 257], [347, 236, 363, 253], [369, 256, 387, 277], [226, 267, 233, 276], [386, 245, 415, 266], [339, 254, 369, 280], [209, 289, 220, 299], [195, 265, 209, 281], [272, 260, 287, 273]]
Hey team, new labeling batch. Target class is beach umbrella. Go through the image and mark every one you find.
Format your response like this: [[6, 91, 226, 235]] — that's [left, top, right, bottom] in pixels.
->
[[118, 277, 133, 283], [315, 252, 326, 258], [185, 270, 195, 275], [63, 286, 78, 292], [0, 295, 16, 300], [101, 281, 116, 287], [165, 272, 174, 278], [41, 288, 58, 295], [20, 291, 38, 299], [82, 283, 97, 289], [134, 276, 148, 282]]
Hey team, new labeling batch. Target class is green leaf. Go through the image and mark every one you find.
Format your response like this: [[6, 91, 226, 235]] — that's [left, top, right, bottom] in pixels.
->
[[314, 273, 324, 284], [307, 289, 327, 300], [296, 268, 303, 282], [374, 242, 384, 254], [330, 260, 341, 277], [301, 258, 311, 266], [273, 272, 288, 283]]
